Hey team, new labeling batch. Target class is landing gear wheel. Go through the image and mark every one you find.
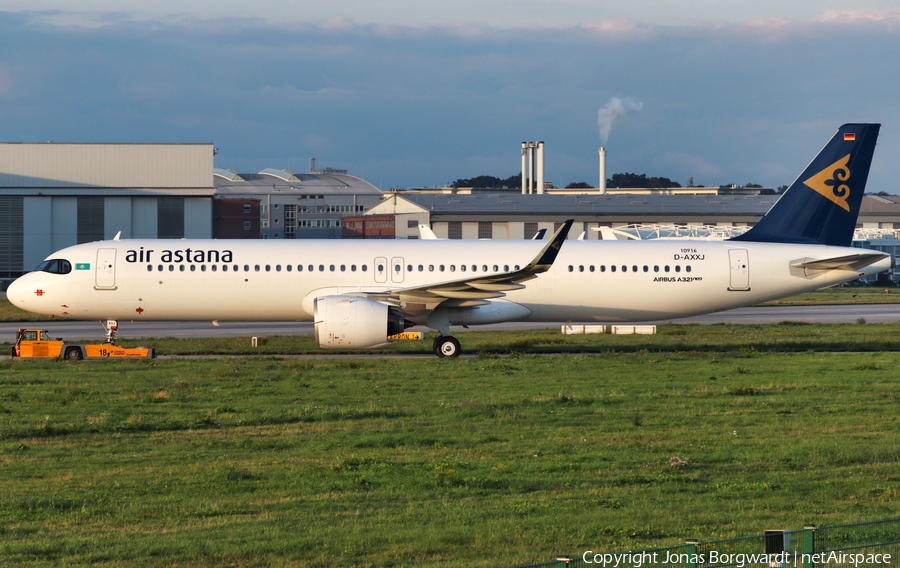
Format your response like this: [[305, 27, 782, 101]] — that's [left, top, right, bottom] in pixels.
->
[[434, 335, 461, 358], [65, 347, 83, 361]]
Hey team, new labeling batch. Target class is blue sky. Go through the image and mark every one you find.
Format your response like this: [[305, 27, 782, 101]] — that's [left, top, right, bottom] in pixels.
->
[[1, 4, 899, 191]]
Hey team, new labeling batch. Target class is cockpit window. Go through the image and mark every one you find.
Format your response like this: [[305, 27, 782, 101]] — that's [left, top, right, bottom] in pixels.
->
[[35, 259, 72, 274]]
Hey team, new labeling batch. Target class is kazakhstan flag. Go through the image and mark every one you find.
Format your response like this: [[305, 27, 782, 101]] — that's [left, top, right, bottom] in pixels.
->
[[76, 263, 90, 270]]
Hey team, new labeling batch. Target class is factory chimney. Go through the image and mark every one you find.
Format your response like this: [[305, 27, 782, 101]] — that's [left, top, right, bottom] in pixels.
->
[[521, 143, 528, 194], [598, 147, 607, 194], [309, 158, 316, 173], [536, 142, 545, 194]]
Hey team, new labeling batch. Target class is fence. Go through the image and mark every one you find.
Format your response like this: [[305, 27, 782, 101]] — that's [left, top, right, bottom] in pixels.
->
[[512, 518, 900, 568]]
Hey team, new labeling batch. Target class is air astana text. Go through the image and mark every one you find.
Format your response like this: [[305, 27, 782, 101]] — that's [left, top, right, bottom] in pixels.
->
[[125, 247, 234, 264]]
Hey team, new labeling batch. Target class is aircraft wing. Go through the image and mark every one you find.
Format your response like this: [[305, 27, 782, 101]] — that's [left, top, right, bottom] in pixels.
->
[[357, 219, 573, 314], [790, 252, 890, 272]]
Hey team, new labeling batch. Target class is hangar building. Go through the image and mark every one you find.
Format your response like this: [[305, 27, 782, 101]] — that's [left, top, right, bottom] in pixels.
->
[[0, 143, 215, 278]]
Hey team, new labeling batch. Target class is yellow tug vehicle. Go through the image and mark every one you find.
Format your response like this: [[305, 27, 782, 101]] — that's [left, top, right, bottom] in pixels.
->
[[12, 328, 154, 360]]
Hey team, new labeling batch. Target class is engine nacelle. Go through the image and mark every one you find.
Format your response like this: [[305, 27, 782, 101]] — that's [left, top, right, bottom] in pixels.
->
[[314, 295, 407, 349]]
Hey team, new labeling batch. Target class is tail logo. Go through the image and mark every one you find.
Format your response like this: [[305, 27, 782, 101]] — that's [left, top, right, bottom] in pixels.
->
[[803, 154, 851, 212]]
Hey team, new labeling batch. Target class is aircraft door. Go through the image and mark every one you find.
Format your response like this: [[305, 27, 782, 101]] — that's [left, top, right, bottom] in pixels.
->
[[95, 248, 117, 290], [728, 248, 750, 291], [374, 257, 388, 283], [391, 257, 405, 283]]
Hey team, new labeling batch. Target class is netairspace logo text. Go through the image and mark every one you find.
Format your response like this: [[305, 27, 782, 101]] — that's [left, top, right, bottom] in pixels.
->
[[581, 551, 893, 567]]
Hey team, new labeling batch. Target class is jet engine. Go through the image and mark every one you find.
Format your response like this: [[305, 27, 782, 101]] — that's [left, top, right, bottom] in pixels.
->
[[314, 296, 408, 349]]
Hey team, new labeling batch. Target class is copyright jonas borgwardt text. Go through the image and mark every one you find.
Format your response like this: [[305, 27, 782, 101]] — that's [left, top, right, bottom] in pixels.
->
[[580, 551, 893, 567]]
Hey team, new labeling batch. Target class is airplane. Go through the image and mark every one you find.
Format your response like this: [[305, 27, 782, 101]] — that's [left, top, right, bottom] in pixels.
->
[[7, 124, 891, 358]]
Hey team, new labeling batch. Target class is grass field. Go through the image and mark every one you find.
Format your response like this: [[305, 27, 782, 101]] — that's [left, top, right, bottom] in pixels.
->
[[2, 334, 900, 567]]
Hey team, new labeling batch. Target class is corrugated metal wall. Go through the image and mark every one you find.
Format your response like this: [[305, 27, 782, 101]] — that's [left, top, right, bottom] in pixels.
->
[[0, 144, 213, 189]]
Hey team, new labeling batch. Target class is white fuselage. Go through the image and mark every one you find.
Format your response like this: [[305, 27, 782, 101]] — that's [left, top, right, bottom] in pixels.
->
[[7, 238, 890, 325]]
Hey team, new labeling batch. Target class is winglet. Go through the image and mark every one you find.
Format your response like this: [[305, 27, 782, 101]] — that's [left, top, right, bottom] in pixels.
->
[[418, 224, 439, 239], [523, 219, 573, 273]]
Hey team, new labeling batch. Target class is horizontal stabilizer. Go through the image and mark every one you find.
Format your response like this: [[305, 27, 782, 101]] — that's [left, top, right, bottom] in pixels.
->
[[790, 251, 889, 271]]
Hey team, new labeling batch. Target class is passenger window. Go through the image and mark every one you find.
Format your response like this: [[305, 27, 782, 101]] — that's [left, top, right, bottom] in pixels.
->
[[378, 264, 384, 272], [233, 265, 238, 272], [169, 265, 174, 272], [418, 265, 424, 272], [244, 265, 249, 272], [254, 265, 260, 272], [493, 265, 498, 272], [351, 265, 356, 272], [643, 266, 648, 272], [600, 265, 605, 272], [211, 265, 217, 272], [590, 266, 595, 272], [158, 265, 163, 271], [297, 265, 302, 272], [394, 264, 401, 273], [340, 265, 345, 272], [201, 265, 207, 272], [632, 265, 637, 272], [407, 264, 412, 272], [579, 265, 584, 272], [309, 265, 314, 272], [482, 265, 488, 272], [319, 265, 325, 272], [665, 266, 670, 272], [622, 265, 627, 272], [686, 266, 692, 273], [461, 265, 466, 272], [675, 265, 681, 273], [504, 265, 509, 271], [611, 265, 616, 272], [275, 265, 281, 272], [440, 265, 445, 272], [286, 265, 292, 272], [515, 265, 520, 270], [180, 265, 185, 272], [429, 265, 434, 272], [361, 265, 367, 272], [568, 265, 574, 272], [147, 265, 152, 272], [329, 265, 335, 272], [654, 266, 659, 272], [222, 265, 228, 272], [450, 265, 456, 272]]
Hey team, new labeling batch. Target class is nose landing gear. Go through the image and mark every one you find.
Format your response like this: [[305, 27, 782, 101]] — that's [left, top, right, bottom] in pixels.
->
[[101, 319, 118, 344]]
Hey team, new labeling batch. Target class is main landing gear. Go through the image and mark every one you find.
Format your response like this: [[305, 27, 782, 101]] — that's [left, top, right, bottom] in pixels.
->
[[433, 335, 461, 358]]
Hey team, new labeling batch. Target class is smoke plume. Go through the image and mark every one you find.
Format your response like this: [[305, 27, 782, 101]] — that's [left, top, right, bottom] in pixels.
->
[[597, 97, 643, 143]]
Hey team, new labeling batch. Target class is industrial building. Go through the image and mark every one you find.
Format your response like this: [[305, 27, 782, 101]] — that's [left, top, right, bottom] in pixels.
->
[[213, 160, 383, 239]]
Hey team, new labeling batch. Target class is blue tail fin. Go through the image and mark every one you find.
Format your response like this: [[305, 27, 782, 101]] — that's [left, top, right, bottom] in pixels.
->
[[731, 123, 880, 246]]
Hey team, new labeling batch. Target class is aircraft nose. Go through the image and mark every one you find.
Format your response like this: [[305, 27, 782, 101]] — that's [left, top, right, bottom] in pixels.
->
[[6, 275, 32, 310]]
